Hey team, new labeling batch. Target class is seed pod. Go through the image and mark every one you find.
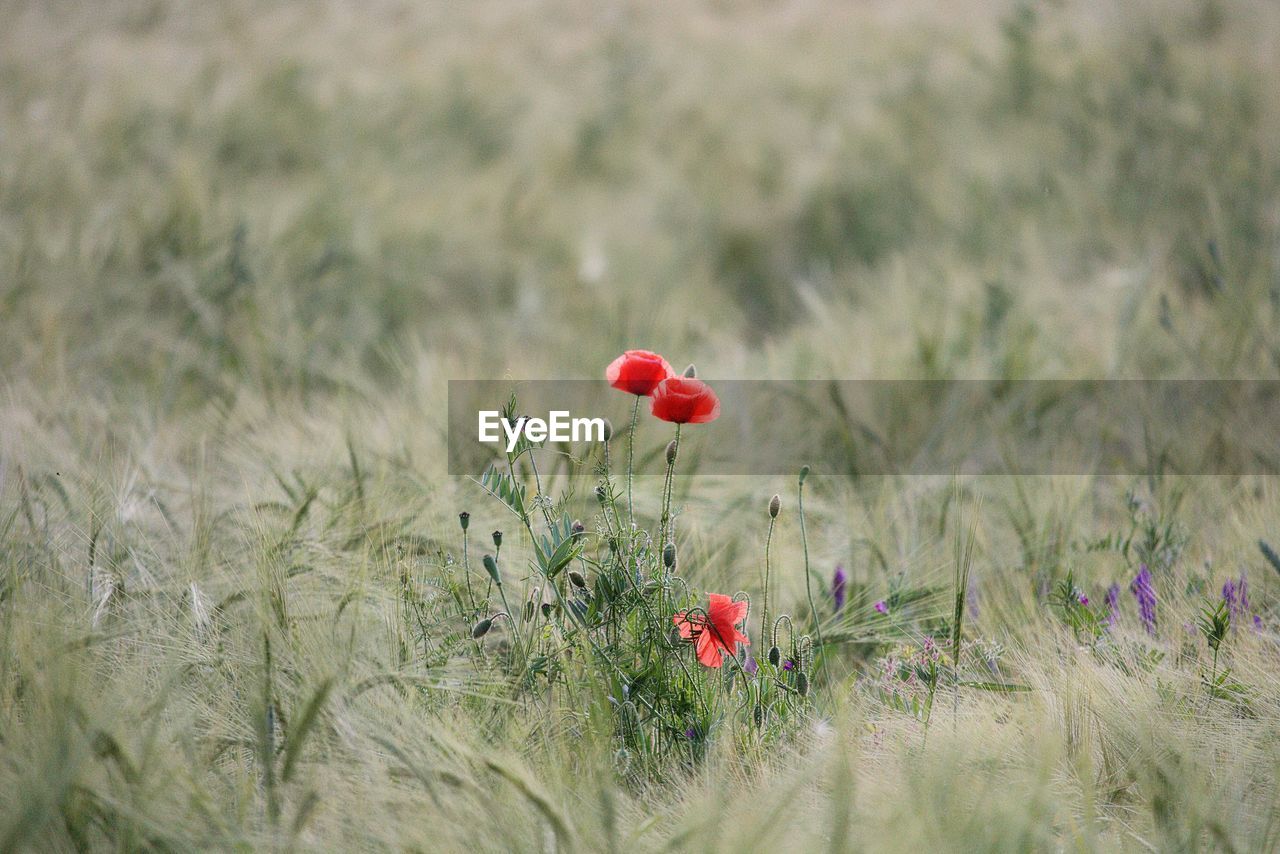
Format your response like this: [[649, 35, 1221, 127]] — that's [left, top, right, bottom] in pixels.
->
[[769, 494, 781, 519], [608, 537, 619, 554], [683, 364, 697, 378], [662, 542, 676, 569], [568, 570, 588, 589], [799, 465, 810, 485], [492, 530, 503, 548], [601, 419, 613, 442], [571, 520, 586, 538], [471, 618, 493, 639], [796, 672, 810, 697], [665, 440, 678, 467], [540, 602, 553, 617], [459, 511, 471, 530], [768, 646, 781, 666], [483, 554, 501, 585]]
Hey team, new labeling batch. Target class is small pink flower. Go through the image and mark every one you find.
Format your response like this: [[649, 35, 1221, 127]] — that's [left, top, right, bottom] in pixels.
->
[[873, 600, 888, 615]]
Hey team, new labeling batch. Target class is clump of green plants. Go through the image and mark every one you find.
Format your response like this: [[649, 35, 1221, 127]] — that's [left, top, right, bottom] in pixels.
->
[[443, 350, 826, 765]]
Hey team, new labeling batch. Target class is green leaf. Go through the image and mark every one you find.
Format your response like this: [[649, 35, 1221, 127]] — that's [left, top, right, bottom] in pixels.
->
[[540, 536, 581, 578], [282, 679, 332, 782]]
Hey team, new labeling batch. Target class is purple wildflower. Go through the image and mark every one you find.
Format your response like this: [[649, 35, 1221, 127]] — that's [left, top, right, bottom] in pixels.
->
[[1222, 573, 1250, 628], [874, 600, 888, 615], [743, 653, 759, 675], [1104, 583, 1120, 627], [1130, 564, 1157, 636], [1254, 615, 1264, 632], [832, 565, 848, 613], [685, 727, 697, 740], [1077, 593, 1089, 606], [782, 659, 795, 672]]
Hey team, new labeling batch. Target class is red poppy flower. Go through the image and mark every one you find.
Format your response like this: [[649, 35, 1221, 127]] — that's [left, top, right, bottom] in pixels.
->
[[673, 593, 750, 667], [606, 350, 674, 396], [650, 377, 720, 424]]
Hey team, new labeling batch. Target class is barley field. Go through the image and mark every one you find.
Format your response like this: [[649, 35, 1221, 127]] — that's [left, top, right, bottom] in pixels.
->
[[3, 0, 1280, 851]]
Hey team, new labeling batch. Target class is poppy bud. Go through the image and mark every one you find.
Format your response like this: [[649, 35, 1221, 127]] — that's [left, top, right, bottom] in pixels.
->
[[799, 465, 810, 485], [471, 618, 493, 639], [483, 554, 501, 585], [571, 520, 586, 538], [663, 542, 676, 569], [601, 419, 613, 442], [608, 537, 619, 554], [492, 530, 503, 548], [568, 570, 587, 589], [796, 672, 809, 697], [768, 646, 781, 666], [459, 511, 471, 530], [665, 440, 678, 467], [683, 364, 697, 378], [769, 494, 781, 519], [523, 600, 533, 621], [644, 580, 662, 596]]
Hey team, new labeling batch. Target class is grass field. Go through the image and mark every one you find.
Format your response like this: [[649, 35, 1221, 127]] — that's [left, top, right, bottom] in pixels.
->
[[3, 0, 1280, 850]]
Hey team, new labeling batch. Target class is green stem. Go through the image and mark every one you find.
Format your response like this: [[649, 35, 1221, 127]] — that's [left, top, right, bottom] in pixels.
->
[[762, 517, 775, 648], [462, 528, 475, 614], [658, 425, 680, 553], [798, 477, 824, 658], [626, 396, 640, 538]]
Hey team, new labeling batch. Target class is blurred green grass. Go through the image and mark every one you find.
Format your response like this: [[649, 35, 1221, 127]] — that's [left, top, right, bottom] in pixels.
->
[[3, 0, 1280, 850]]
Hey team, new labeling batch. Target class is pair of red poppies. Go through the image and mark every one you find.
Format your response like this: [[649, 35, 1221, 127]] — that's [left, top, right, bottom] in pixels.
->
[[606, 350, 741, 667], [605, 350, 720, 424]]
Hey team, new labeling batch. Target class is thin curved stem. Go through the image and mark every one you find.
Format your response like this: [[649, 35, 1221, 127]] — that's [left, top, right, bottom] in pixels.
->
[[798, 477, 824, 655], [762, 517, 775, 648]]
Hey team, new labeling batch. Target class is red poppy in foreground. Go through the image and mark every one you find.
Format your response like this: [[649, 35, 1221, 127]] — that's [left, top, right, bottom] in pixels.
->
[[606, 349, 674, 396], [650, 376, 720, 424], [673, 593, 750, 667]]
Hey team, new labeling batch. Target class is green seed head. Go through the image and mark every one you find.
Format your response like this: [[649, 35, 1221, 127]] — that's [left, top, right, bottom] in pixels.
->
[[459, 511, 470, 530], [492, 530, 503, 548]]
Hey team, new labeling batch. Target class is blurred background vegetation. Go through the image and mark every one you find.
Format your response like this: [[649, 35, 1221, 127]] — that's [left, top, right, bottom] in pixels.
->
[[3, 0, 1280, 850]]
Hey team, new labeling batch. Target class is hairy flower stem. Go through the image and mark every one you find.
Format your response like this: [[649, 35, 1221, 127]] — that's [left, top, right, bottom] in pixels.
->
[[462, 529, 477, 615], [626, 396, 640, 539], [797, 476, 824, 660], [762, 516, 776, 649], [658, 425, 680, 554]]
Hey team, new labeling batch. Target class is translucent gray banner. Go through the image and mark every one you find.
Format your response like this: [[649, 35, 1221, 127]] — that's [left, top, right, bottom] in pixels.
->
[[447, 380, 1280, 476]]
